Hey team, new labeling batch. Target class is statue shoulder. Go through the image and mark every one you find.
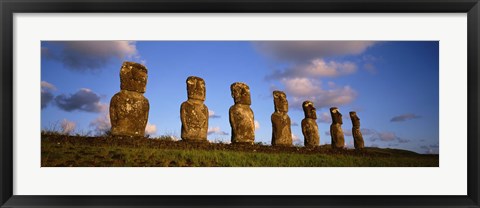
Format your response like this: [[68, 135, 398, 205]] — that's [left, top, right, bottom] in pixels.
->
[[180, 100, 189, 107], [301, 118, 308, 125], [229, 105, 236, 112], [111, 91, 123, 99]]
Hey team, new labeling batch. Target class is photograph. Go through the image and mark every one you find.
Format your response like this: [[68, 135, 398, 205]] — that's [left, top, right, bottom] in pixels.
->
[[2, 0, 478, 207], [40, 40, 439, 167]]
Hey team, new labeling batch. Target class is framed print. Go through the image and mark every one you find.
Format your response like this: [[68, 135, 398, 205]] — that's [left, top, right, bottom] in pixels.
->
[[1, 0, 479, 207]]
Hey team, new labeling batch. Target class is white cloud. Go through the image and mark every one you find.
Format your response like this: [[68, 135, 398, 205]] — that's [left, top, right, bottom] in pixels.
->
[[254, 120, 260, 130], [207, 126, 229, 135], [256, 41, 375, 110], [43, 41, 139, 71], [425, 148, 437, 154], [41, 81, 56, 91], [145, 123, 157, 136], [268, 59, 357, 80], [292, 133, 302, 146], [377, 132, 397, 141], [292, 133, 300, 141], [317, 112, 332, 123], [282, 77, 321, 97], [60, 119, 76, 135], [41, 81, 56, 109], [208, 109, 221, 118], [54, 88, 107, 113], [390, 113, 421, 122], [326, 128, 411, 145], [360, 128, 376, 136], [280, 78, 356, 109], [345, 140, 354, 149], [421, 145, 439, 154], [62, 41, 137, 58], [255, 41, 376, 62], [305, 59, 356, 77], [368, 130, 410, 144], [89, 113, 111, 136]]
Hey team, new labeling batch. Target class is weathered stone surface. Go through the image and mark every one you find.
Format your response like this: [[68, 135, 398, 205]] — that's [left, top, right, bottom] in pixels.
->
[[120, 61, 148, 93], [350, 111, 365, 149], [110, 61, 149, 137], [271, 91, 292, 146], [180, 76, 208, 142], [229, 82, 255, 144], [110, 91, 150, 136], [330, 107, 345, 149], [301, 101, 319, 148]]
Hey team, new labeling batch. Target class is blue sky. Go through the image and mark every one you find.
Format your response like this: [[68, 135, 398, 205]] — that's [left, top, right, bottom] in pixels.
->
[[41, 41, 439, 154]]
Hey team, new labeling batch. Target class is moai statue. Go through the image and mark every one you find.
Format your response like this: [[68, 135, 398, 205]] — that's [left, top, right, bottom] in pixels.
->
[[349, 111, 365, 149], [110, 61, 150, 137], [271, 91, 292, 146], [301, 101, 320, 148], [229, 82, 255, 144], [330, 107, 345, 149], [180, 76, 209, 142]]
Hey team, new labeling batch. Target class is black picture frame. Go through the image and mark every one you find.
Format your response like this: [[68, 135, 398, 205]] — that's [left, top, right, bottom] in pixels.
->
[[1, 0, 479, 207]]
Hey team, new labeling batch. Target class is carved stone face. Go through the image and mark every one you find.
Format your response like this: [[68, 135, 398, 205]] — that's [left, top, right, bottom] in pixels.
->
[[330, 107, 343, 124], [231, 82, 251, 105], [120, 61, 148, 93], [186, 76, 206, 101], [349, 111, 357, 119], [350, 111, 360, 126], [302, 100, 317, 119], [273, 91, 288, 113]]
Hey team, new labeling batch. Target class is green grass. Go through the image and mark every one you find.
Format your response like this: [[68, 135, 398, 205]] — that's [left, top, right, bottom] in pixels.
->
[[41, 134, 439, 167]]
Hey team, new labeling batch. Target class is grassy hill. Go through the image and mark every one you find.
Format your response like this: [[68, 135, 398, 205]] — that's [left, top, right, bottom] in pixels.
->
[[41, 133, 439, 167]]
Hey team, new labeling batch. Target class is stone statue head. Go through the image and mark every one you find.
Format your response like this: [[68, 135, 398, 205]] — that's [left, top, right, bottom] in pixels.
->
[[186, 76, 206, 101], [330, 107, 343, 124], [349, 111, 360, 127], [120, 61, 148, 93], [273, 90, 288, 113], [302, 100, 317, 119], [231, 82, 251, 105]]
